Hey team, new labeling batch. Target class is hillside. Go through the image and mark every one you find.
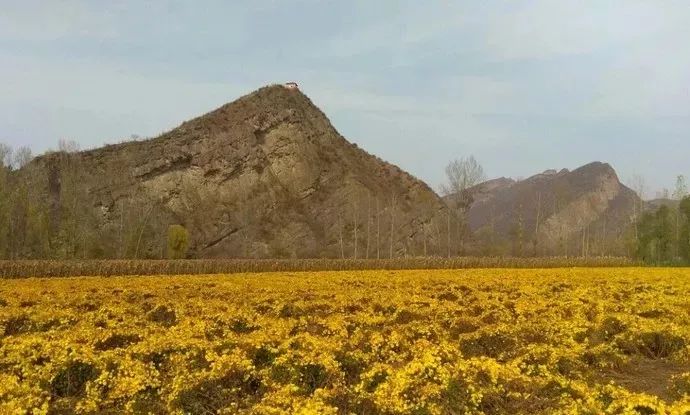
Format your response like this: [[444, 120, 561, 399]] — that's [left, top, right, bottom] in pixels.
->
[[464, 162, 639, 256], [9, 84, 446, 259]]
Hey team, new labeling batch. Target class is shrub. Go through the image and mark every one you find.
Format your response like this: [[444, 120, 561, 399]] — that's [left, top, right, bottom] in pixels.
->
[[175, 373, 263, 413], [50, 361, 98, 398], [147, 305, 177, 327], [167, 225, 189, 259], [2, 315, 34, 336], [94, 334, 141, 351]]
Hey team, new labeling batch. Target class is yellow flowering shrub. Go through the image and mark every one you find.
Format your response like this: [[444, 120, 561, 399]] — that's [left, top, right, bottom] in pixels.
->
[[1, 268, 690, 414]]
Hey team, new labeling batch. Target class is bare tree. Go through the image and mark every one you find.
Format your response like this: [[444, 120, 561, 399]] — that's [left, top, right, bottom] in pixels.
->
[[446, 207, 451, 258], [628, 174, 647, 245], [673, 175, 688, 258], [389, 194, 396, 259], [353, 192, 359, 259], [674, 175, 688, 201], [58, 139, 80, 153], [0, 143, 13, 169], [338, 211, 344, 259], [366, 191, 371, 259], [13, 147, 33, 169], [657, 188, 671, 199], [533, 191, 542, 256], [440, 156, 486, 255], [515, 204, 524, 256], [376, 197, 380, 259]]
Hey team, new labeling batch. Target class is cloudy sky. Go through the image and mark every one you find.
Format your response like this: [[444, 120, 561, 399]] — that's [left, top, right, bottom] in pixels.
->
[[1, 1, 688, 197]]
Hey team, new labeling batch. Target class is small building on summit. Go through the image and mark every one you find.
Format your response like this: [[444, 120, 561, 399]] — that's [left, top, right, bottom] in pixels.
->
[[284, 82, 299, 90]]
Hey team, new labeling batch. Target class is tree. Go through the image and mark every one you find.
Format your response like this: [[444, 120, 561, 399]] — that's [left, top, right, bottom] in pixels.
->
[[510, 204, 524, 257], [338, 211, 344, 259], [167, 225, 189, 259], [636, 205, 674, 264], [0, 143, 12, 169], [389, 194, 396, 259], [376, 197, 380, 259], [533, 191, 542, 256], [13, 147, 33, 169], [353, 192, 359, 259], [673, 175, 688, 201], [365, 191, 371, 259], [440, 156, 485, 256], [680, 196, 690, 262], [58, 139, 80, 153], [673, 175, 688, 258], [628, 174, 647, 249], [654, 205, 674, 263]]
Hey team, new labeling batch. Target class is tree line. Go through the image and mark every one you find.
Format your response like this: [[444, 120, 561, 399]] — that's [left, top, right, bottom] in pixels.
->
[[0, 141, 189, 260], [634, 175, 690, 265], [2, 140, 687, 262]]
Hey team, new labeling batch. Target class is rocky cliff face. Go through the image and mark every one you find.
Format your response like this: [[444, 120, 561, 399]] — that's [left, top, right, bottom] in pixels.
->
[[24, 85, 446, 258], [466, 162, 639, 256]]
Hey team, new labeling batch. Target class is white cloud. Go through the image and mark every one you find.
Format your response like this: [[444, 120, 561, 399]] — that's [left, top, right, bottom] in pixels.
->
[[322, 3, 467, 59], [586, 32, 690, 118], [483, 1, 677, 60], [309, 75, 514, 117], [0, 0, 122, 41]]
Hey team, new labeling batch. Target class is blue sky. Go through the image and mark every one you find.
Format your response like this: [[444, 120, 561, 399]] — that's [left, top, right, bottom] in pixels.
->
[[1, 1, 688, 197]]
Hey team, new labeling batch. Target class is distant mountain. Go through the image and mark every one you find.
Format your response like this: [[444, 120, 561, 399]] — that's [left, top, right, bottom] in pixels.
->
[[5, 85, 648, 260], [11, 84, 446, 259], [464, 162, 639, 256], [645, 198, 679, 211]]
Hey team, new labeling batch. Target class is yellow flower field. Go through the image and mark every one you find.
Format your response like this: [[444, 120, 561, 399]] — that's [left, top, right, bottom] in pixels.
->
[[1, 268, 690, 414]]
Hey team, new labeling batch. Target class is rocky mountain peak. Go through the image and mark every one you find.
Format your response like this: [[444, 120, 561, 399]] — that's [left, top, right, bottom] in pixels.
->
[[16, 84, 446, 259], [466, 161, 639, 256]]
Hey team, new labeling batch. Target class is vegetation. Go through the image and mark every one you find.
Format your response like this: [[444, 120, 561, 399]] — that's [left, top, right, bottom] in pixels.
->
[[2, 138, 688, 265], [440, 156, 486, 258], [167, 225, 189, 259], [2, 268, 690, 413], [0, 256, 636, 278], [635, 176, 690, 265], [0, 144, 174, 261]]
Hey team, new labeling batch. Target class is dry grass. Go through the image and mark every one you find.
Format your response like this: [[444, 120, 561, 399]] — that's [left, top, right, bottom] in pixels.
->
[[0, 256, 636, 278]]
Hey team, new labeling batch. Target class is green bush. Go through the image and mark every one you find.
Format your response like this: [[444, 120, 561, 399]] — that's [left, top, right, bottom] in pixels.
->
[[167, 225, 189, 259]]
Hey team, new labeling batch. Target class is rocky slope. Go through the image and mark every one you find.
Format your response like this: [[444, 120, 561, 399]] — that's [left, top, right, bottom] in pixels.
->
[[465, 162, 639, 256], [20, 84, 446, 258]]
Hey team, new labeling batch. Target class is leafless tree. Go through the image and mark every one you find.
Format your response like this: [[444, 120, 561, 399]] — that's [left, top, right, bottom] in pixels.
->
[[58, 139, 80, 153], [353, 192, 359, 259], [0, 143, 13, 169], [673, 175, 688, 258], [533, 191, 542, 256], [13, 147, 33, 169], [338, 211, 344, 259], [365, 191, 371, 259], [389, 194, 396, 259], [440, 156, 486, 255], [376, 197, 380, 259], [628, 174, 647, 243]]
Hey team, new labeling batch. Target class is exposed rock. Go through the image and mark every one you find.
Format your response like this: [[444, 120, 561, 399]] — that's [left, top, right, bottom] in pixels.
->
[[22, 85, 446, 258], [465, 162, 639, 256]]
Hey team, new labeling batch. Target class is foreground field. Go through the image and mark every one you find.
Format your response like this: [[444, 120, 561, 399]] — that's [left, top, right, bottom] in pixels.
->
[[1, 269, 690, 414]]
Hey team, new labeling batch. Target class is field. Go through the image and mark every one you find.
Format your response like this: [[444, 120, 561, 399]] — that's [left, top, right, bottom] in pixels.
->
[[2, 268, 690, 414], [0, 257, 635, 278]]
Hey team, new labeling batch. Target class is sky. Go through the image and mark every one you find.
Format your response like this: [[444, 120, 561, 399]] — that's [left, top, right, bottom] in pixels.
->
[[1, 1, 689, 198]]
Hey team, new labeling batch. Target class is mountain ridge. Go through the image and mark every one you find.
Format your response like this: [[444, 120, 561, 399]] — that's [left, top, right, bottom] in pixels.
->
[[465, 161, 639, 256], [7, 84, 641, 259], [14, 84, 447, 259]]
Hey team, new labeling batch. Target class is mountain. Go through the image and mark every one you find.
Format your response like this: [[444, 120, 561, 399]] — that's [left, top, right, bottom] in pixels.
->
[[11, 84, 446, 259], [645, 198, 679, 211], [464, 162, 639, 256]]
